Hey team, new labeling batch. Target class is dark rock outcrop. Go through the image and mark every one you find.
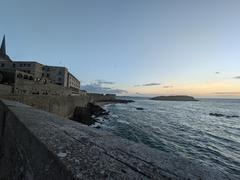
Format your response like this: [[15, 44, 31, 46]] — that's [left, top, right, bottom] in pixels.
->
[[209, 113, 225, 117], [226, 115, 240, 118], [136, 107, 144, 110], [150, 96, 198, 102], [209, 113, 239, 118], [97, 99, 134, 104], [71, 103, 109, 125]]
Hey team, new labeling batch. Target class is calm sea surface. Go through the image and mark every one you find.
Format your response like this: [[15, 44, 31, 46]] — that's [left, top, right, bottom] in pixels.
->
[[93, 98, 240, 179]]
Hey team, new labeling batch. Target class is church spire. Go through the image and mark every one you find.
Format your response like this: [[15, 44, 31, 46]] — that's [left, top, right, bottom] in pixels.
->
[[0, 35, 6, 55], [0, 35, 12, 61]]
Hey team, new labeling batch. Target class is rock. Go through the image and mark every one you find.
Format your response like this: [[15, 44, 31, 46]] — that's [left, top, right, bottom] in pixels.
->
[[136, 107, 144, 110], [209, 113, 225, 117], [70, 103, 109, 125], [226, 115, 239, 118], [150, 96, 198, 101], [87, 103, 109, 116], [97, 99, 134, 104], [209, 113, 239, 118]]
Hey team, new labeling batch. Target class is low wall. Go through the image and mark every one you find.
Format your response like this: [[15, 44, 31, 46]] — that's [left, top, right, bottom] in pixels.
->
[[0, 99, 230, 179]]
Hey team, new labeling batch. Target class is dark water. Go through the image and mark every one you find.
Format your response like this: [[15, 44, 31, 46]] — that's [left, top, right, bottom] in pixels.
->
[[93, 98, 240, 179]]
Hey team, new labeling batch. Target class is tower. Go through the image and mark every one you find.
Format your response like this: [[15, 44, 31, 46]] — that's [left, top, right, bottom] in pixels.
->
[[0, 35, 12, 61], [0, 35, 6, 55]]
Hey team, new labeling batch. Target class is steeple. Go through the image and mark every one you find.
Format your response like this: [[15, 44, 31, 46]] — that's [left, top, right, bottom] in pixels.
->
[[0, 35, 6, 55], [0, 35, 12, 61]]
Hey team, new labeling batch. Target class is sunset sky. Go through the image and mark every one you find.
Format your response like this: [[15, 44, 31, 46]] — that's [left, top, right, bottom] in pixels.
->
[[1, 0, 240, 97]]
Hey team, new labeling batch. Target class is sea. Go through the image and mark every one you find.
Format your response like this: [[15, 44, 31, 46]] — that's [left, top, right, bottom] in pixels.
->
[[93, 97, 240, 179]]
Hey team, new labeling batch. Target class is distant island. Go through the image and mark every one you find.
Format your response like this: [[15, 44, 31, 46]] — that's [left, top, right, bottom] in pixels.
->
[[150, 96, 198, 101]]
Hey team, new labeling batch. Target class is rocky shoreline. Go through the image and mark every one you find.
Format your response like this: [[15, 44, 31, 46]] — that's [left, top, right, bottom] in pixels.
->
[[70, 99, 134, 125]]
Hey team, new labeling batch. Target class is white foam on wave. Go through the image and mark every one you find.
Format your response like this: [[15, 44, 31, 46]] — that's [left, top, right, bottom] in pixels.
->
[[117, 120, 130, 125], [111, 114, 119, 118]]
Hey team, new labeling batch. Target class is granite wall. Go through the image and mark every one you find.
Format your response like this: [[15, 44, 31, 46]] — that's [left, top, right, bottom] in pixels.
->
[[0, 95, 90, 118]]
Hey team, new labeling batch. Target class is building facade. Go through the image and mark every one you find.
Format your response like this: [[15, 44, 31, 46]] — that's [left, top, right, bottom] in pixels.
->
[[0, 36, 80, 93], [67, 72, 80, 93]]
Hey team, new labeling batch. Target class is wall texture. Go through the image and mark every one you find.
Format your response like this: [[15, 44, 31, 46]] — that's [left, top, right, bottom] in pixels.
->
[[0, 95, 90, 118], [0, 84, 12, 95], [0, 99, 231, 179]]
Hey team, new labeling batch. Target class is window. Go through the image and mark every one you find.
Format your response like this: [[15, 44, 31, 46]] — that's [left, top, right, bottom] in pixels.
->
[[13, 64, 15, 68], [1, 63, 4, 67], [58, 77, 62, 81], [17, 73, 22, 78], [47, 73, 49, 77], [27, 64, 31, 67], [58, 71, 62, 75]]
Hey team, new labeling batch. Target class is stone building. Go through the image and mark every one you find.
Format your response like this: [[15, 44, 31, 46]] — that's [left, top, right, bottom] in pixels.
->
[[13, 61, 43, 79], [42, 66, 80, 93], [0, 36, 80, 93]]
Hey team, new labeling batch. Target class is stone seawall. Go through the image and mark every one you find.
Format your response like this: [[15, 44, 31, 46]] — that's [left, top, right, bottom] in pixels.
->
[[0, 93, 116, 118], [0, 95, 91, 118], [0, 99, 231, 179]]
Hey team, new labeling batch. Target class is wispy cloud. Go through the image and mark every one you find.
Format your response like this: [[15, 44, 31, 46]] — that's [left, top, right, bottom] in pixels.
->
[[215, 72, 220, 74], [81, 80, 127, 94], [163, 85, 173, 88], [234, 76, 240, 79], [96, 80, 115, 85], [135, 83, 161, 87], [214, 92, 240, 95]]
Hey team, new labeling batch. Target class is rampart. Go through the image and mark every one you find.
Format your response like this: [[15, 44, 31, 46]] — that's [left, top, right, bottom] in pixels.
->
[[0, 99, 230, 179]]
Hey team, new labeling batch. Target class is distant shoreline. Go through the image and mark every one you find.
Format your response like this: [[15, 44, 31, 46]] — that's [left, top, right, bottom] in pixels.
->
[[150, 95, 198, 102]]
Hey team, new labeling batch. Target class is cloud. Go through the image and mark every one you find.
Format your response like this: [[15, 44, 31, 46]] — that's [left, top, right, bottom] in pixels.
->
[[215, 72, 220, 74], [81, 81, 127, 94], [135, 83, 161, 87], [214, 92, 240, 95], [96, 80, 115, 85], [234, 76, 240, 79], [163, 85, 173, 88]]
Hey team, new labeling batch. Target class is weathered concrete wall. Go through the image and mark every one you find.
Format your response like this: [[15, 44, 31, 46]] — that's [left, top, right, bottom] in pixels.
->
[[0, 99, 231, 179]]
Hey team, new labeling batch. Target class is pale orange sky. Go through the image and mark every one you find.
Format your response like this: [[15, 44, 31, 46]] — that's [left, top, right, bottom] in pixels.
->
[[125, 79, 240, 98]]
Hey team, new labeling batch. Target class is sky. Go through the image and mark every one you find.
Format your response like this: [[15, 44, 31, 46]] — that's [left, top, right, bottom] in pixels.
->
[[1, 0, 240, 97]]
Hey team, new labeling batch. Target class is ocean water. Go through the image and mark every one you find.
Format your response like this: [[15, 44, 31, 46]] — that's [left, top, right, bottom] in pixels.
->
[[93, 98, 240, 179]]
